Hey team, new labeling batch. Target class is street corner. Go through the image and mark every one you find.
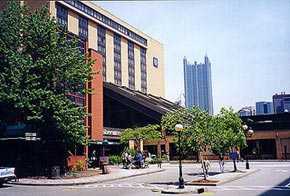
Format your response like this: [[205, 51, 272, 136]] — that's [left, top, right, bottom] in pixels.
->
[[186, 168, 260, 186], [8, 167, 166, 187]]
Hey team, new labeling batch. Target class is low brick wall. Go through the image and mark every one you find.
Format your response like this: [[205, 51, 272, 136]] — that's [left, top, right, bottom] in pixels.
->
[[67, 155, 87, 171]]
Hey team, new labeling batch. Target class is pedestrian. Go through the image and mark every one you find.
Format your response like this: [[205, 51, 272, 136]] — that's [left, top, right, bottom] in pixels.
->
[[122, 151, 128, 168], [218, 153, 225, 173], [236, 148, 240, 163], [91, 150, 97, 168], [157, 155, 162, 168]]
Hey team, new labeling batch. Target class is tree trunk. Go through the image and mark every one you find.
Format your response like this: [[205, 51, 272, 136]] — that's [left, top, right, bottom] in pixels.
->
[[233, 159, 237, 172], [200, 154, 207, 180], [196, 151, 200, 163]]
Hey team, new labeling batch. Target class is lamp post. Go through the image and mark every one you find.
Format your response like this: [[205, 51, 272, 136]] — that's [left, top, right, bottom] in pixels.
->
[[175, 124, 184, 189], [102, 139, 109, 156], [242, 124, 254, 169]]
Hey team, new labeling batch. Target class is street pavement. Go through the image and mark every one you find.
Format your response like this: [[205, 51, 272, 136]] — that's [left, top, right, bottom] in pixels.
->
[[0, 161, 290, 196]]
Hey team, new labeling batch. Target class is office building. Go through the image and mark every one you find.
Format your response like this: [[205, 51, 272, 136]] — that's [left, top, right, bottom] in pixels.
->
[[238, 106, 256, 117], [183, 55, 213, 115], [273, 93, 290, 114], [256, 101, 273, 115]]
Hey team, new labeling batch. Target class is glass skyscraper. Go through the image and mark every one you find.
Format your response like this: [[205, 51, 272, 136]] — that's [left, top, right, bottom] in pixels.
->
[[183, 55, 213, 115]]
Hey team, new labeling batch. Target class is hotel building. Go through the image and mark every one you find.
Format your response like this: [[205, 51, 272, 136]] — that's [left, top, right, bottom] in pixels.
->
[[48, 0, 165, 97], [0, 0, 167, 175]]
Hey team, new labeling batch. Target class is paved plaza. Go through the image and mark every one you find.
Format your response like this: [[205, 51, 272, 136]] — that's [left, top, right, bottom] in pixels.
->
[[1, 161, 290, 196]]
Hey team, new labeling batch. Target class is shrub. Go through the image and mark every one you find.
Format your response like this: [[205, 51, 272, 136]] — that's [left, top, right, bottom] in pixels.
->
[[72, 160, 86, 172], [109, 155, 122, 165], [127, 149, 137, 157], [149, 157, 162, 164]]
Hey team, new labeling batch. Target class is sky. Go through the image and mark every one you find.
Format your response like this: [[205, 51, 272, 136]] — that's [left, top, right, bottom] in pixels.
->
[[96, 0, 290, 113]]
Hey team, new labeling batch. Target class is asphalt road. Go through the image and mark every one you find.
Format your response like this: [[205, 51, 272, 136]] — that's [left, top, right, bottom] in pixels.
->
[[1, 161, 290, 196]]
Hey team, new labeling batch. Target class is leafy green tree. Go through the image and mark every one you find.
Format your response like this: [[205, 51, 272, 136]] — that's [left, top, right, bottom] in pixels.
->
[[211, 107, 247, 171], [120, 124, 161, 150], [0, 2, 92, 149], [162, 107, 213, 179], [161, 107, 196, 158], [161, 107, 211, 158]]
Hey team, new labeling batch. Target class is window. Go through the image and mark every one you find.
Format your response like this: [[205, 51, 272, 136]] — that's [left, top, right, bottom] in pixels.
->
[[64, 0, 147, 46], [140, 47, 147, 93], [78, 39, 86, 55], [114, 34, 122, 85], [56, 3, 68, 29], [128, 41, 135, 89], [97, 26, 106, 81], [79, 16, 88, 40], [153, 57, 159, 68]]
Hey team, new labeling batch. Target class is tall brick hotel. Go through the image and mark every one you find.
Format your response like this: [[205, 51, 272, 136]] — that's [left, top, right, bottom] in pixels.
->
[[0, 0, 178, 175]]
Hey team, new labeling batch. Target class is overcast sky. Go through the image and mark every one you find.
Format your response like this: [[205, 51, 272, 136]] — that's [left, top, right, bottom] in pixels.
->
[[96, 0, 290, 113]]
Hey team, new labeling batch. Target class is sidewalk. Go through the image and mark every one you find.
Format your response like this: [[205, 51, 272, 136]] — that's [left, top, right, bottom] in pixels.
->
[[186, 168, 259, 186], [9, 166, 165, 186]]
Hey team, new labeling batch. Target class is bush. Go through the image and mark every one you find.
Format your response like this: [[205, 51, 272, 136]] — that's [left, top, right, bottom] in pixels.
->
[[109, 155, 122, 165], [122, 147, 137, 157], [72, 159, 86, 172], [127, 148, 137, 157], [161, 154, 169, 162], [149, 157, 162, 164]]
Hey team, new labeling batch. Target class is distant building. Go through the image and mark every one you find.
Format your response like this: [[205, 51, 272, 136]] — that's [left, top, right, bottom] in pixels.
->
[[256, 101, 273, 115], [183, 55, 213, 115], [273, 93, 290, 113], [238, 106, 256, 116]]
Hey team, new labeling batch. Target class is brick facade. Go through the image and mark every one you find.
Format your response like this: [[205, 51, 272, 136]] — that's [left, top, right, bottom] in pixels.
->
[[87, 48, 103, 141], [247, 130, 290, 159]]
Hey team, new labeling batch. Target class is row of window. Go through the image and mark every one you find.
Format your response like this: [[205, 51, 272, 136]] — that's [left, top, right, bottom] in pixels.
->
[[79, 16, 88, 39], [56, 4, 68, 28], [57, 3, 148, 92], [128, 41, 135, 90], [140, 48, 147, 93], [97, 26, 107, 81], [114, 34, 122, 85], [64, 0, 147, 46]]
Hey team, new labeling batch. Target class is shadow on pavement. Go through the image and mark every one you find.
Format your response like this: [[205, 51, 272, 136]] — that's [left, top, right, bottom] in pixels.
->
[[149, 182, 179, 186], [259, 177, 290, 196], [187, 171, 220, 176], [0, 184, 12, 189]]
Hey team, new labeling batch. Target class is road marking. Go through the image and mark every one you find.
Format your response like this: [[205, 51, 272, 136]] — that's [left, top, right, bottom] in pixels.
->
[[67, 183, 290, 192], [212, 185, 290, 191], [275, 169, 289, 173]]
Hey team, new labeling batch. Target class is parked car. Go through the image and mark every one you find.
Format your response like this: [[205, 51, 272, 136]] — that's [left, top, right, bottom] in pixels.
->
[[0, 167, 16, 186]]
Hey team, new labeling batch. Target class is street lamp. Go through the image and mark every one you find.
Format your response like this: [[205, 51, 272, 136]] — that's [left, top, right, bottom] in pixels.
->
[[175, 124, 184, 189], [242, 124, 254, 169], [102, 139, 109, 156]]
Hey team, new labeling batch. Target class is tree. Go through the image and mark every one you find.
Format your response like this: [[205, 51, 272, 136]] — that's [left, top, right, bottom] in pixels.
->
[[0, 2, 93, 149], [162, 107, 214, 179], [120, 124, 161, 150], [211, 107, 247, 172], [161, 107, 197, 158]]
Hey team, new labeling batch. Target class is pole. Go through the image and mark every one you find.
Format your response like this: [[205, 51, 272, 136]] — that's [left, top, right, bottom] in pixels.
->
[[102, 145, 105, 156], [178, 131, 184, 189], [246, 148, 250, 169]]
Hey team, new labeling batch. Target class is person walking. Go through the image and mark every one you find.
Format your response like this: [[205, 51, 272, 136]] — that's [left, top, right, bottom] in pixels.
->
[[218, 153, 225, 173]]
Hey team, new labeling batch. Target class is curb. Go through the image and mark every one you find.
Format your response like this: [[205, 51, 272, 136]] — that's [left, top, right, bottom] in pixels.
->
[[160, 187, 207, 194], [9, 169, 166, 187], [217, 169, 260, 185], [160, 188, 196, 194], [186, 169, 260, 186]]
